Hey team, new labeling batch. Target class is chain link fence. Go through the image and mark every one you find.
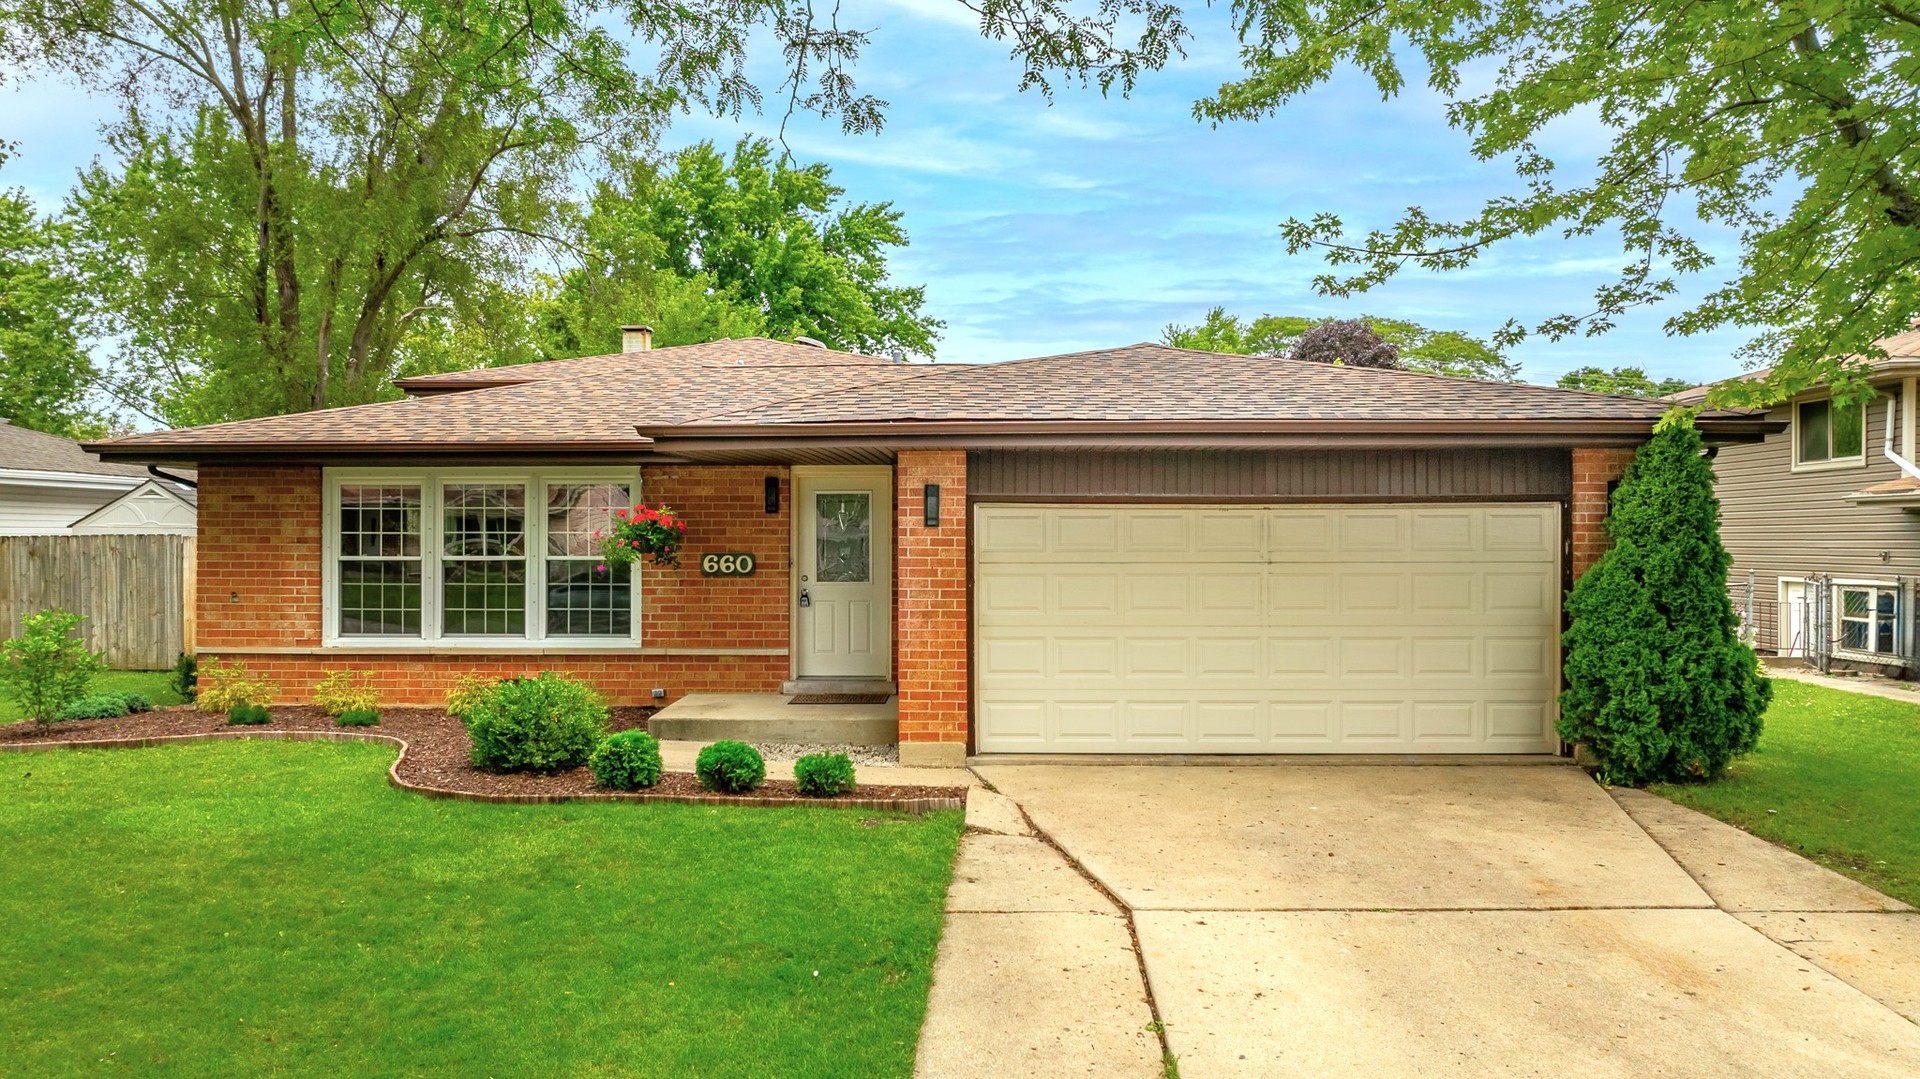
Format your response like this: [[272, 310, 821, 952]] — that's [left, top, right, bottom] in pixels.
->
[[1731, 571, 1917, 676]]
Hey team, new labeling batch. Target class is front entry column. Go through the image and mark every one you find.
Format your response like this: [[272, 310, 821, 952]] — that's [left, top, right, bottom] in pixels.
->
[[896, 449, 969, 767]]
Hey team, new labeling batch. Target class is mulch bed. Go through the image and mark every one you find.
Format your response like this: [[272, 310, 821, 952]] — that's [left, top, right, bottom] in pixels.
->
[[0, 705, 966, 812]]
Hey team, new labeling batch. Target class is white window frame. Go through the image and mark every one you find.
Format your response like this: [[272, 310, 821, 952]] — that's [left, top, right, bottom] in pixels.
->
[[1831, 578, 1901, 660], [322, 467, 643, 650], [1790, 394, 1868, 472]]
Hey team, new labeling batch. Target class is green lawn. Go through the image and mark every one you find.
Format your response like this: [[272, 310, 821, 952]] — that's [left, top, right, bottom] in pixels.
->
[[0, 741, 964, 1076], [1654, 678, 1920, 906], [0, 669, 184, 725]]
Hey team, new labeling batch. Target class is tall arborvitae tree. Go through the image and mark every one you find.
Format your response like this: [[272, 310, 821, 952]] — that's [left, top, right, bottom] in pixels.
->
[[1560, 416, 1770, 784]]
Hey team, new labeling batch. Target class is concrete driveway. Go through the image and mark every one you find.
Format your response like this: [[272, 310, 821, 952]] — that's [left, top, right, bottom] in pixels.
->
[[963, 763, 1920, 1078]]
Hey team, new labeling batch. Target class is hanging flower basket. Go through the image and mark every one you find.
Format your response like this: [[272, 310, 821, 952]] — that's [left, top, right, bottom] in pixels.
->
[[596, 504, 688, 569]]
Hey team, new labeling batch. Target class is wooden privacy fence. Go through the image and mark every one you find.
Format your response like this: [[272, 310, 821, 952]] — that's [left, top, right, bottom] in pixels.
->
[[0, 534, 195, 670]]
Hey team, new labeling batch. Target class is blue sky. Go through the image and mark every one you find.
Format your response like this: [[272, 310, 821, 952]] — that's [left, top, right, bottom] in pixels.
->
[[0, 3, 1749, 386]]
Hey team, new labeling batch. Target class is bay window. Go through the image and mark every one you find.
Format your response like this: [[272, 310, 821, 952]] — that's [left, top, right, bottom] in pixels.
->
[[325, 470, 638, 644]]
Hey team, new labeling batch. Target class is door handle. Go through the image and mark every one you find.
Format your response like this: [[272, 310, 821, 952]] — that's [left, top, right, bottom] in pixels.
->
[[798, 589, 811, 608]]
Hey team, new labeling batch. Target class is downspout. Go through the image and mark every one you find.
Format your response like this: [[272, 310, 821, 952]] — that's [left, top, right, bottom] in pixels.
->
[[1884, 399, 1920, 480]]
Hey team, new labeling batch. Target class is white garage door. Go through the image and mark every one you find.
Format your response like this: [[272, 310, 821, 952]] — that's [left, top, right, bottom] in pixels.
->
[[973, 503, 1561, 754]]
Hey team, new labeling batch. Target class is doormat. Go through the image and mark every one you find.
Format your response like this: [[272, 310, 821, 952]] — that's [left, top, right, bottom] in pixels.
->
[[789, 693, 893, 706]]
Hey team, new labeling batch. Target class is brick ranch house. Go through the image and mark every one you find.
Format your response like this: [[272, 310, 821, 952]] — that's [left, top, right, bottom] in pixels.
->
[[90, 335, 1776, 766]]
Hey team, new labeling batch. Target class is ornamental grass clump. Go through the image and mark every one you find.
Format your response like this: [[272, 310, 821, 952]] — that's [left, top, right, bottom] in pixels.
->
[[695, 740, 766, 793], [590, 730, 664, 790], [596, 503, 687, 568], [227, 703, 272, 726], [197, 661, 278, 713], [336, 708, 381, 728], [463, 672, 606, 774], [0, 609, 105, 725], [1559, 416, 1771, 785], [313, 669, 380, 716], [793, 752, 856, 797]]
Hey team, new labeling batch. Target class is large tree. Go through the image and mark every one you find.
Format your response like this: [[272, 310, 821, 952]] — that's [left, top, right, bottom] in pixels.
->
[[676, 1, 1914, 404], [4, 0, 661, 426], [0, 154, 103, 438], [1163, 307, 1519, 380], [1557, 367, 1695, 399], [628, 138, 941, 357]]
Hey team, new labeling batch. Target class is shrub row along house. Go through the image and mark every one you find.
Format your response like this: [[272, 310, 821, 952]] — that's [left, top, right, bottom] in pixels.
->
[[1672, 328, 1920, 678], [90, 332, 1776, 765]]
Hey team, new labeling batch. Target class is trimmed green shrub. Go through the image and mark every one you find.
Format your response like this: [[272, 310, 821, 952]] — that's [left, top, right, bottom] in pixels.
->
[[169, 652, 198, 701], [793, 752, 856, 797], [0, 609, 106, 725], [56, 693, 133, 721], [118, 692, 154, 714], [337, 708, 381, 727], [695, 740, 766, 793], [227, 703, 272, 726], [590, 730, 664, 790], [1560, 416, 1771, 785], [462, 672, 606, 774]]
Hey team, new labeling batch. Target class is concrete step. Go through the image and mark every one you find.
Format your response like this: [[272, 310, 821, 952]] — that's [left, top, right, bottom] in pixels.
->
[[650, 692, 899, 746], [779, 677, 898, 697]]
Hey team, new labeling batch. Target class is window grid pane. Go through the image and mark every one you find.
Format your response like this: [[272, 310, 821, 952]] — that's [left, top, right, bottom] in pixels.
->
[[1799, 401, 1832, 462], [443, 484, 527, 636], [1832, 401, 1865, 457], [546, 483, 632, 637], [338, 485, 423, 637]]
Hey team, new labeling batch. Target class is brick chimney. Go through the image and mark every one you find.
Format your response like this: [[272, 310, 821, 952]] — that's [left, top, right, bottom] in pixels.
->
[[621, 325, 654, 353]]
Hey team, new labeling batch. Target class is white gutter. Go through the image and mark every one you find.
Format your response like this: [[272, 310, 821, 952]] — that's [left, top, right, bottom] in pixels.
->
[[1884, 398, 1920, 480]]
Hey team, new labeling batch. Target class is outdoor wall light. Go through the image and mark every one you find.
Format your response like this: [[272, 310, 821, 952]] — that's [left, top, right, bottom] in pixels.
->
[[765, 476, 780, 514], [924, 483, 941, 528]]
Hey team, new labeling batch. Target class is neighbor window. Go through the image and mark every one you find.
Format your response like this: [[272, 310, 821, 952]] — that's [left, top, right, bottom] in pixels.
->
[[1796, 397, 1865, 466], [1837, 584, 1900, 656], [327, 471, 635, 642]]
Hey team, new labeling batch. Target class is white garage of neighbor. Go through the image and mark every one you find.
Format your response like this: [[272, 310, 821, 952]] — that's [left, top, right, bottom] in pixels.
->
[[972, 503, 1562, 754]]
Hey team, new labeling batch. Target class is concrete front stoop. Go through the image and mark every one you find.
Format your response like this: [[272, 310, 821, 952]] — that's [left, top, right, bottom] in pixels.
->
[[647, 692, 897, 746]]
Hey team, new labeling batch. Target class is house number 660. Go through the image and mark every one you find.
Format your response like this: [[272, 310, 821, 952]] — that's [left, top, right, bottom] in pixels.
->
[[701, 553, 756, 577]]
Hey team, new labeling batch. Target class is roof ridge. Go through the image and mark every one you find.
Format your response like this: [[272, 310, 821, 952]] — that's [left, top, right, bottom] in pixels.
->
[[663, 362, 956, 424]]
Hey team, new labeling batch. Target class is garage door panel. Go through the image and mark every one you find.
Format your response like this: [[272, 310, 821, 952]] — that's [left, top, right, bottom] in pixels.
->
[[974, 503, 1559, 754]]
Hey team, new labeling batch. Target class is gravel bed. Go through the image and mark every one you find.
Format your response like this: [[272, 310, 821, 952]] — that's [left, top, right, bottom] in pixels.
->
[[749, 742, 900, 766]]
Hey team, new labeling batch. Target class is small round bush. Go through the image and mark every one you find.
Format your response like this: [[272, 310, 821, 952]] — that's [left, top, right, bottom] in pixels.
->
[[55, 693, 132, 722], [695, 740, 766, 793], [336, 708, 381, 727], [793, 752, 856, 797], [590, 730, 664, 790], [117, 691, 154, 714], [227, 703, 271, 726], [462, 671, 607, 774]]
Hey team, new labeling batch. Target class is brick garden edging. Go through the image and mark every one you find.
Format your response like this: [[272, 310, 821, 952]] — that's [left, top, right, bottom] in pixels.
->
[[0, 729, 966, 814]]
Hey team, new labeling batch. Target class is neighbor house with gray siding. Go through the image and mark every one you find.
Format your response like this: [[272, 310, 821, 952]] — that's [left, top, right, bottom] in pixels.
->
[[1676, 329, 1920, 676]]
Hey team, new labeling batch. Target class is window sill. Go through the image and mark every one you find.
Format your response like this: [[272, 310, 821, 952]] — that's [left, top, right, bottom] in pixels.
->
[[217, 642, 794, 657], [1789, 457, 1869, 473]]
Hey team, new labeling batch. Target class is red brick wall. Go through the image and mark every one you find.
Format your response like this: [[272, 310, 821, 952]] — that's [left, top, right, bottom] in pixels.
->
[[895, 450, 968, 751], [638, 466, 790, 650], [1571, 446, 1638, 579], [197, 465, 324, 649], [196, 464, 791, 707]]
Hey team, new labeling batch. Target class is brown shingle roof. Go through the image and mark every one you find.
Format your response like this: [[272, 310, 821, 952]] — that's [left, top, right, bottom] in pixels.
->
[[0, 420, 147, 478], [93, 338, 1738, 460], [392, 337, 895, 393], [663, 344, 1671, 426], [95, 358, 926, 451]]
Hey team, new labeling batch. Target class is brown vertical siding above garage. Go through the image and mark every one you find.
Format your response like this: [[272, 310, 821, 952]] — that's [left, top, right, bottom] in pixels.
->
[[968, 449, 1571, 501]]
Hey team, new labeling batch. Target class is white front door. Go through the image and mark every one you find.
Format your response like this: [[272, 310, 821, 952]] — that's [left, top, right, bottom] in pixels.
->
[[794, 468, 892, 678]]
